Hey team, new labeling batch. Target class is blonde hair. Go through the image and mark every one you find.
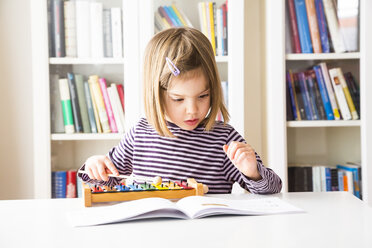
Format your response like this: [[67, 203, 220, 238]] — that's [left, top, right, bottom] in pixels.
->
[[143, 27, 229, 137]]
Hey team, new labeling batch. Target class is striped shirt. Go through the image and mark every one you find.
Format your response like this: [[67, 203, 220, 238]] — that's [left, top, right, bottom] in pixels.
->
[[80, 118, 282, 194]]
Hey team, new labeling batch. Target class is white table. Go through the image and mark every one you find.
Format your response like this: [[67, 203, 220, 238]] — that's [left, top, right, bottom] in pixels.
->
[[1, 192, 371, 248]]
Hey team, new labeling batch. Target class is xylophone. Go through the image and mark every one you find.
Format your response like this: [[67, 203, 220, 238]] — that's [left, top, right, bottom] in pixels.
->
[[79, 171, 208, 207]]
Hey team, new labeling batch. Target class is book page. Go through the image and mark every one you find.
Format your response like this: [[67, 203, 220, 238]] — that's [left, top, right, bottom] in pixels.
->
[[176, 196, 305, 219], [67, 197, 187, 227]]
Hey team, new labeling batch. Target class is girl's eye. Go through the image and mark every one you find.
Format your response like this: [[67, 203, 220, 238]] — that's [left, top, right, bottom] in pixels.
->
[[199, 94, 209, 99], [172, 98, 184, 102]]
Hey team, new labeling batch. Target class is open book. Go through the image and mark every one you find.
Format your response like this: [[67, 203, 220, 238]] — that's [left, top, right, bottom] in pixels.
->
[[67, 196, 304, 227]]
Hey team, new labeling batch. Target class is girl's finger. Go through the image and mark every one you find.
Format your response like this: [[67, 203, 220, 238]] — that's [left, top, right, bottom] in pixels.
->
[[97, 163, 109, 181], [86, 167, 95, 180], [103, 156, 119, 176]]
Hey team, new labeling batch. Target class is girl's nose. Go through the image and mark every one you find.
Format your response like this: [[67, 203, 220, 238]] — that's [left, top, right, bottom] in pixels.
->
[[186, 100, 198, 114]]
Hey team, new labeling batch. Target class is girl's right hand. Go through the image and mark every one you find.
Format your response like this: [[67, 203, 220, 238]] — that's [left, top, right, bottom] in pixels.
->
[[84, 155, 119, 181]]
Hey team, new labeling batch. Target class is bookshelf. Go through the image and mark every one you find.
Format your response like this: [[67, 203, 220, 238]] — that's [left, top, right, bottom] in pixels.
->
[[31, 0, 246, 198], [265, 0, 372, 206]]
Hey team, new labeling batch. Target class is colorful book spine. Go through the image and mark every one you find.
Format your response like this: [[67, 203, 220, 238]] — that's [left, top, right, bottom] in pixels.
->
[[116, 84, 125, 111], [305, 0, 322, 53], [314, 0, 330, 53], [313, 65, 334, 120], [171, 4, 187, 26], [297, 72, 313, 120], [286, 71, 298, 120], [322, 0, 346, 53], [287, 0, 302, 53], [51, 0, 65, 57], [108, 84, 125, 133], [328, 68, 351, 120], [58, 78, 75, 134], [305, 73, 320, 120], [89, 75, 111, 133], [88, 78, 102, 133], [83, 81, 98, 133], [294, 0, 313, 53], [52, 171, 67, 198], [336, 164, 361, 199], [334, 68, 359, 120], [166, 6, 182, 26], [311, 71, 327, 120], [75, 74, 91, 133], [319, 62, 340, 120], [344, 72, 360, 116], [293, 73, 306, 120], [222, 3, 228, 56], [67, 73, 83, 133], [99, 78, 118, 133], [66, 170, 77, 198], [208, 2, 216, 55]]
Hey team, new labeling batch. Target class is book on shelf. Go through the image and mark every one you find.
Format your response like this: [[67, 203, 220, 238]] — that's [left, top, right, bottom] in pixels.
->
[[83, 81, 98, 133], [50, 74, 65, 133], [287, 0, 356, 54], [75, 74, 91, 133], [116, 84, 125, 112], [99, 78, 118, 133], [67, 73, 83, 133], [58, 78, 75, 134], [155, 4, 194, 33], [287, 63, 359, 121], [90, 2, 104, 58], [288, 164, 362, 199], [52, 170, 79, 199], [89, 75, 111, 133], [50, 0, 123, 58], [67, 196, 304, 227], [108, 84, 125, 133]]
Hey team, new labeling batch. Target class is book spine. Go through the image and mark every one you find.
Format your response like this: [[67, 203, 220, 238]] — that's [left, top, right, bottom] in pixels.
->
[[217, 7, 224, 57], [158, 6, 174, 27], [313, 65, 334, 120], [103, 9, 113, 58], [298, 72, 313, 120], [344, 72, 360, 115], [67, 73, 83, 133], [66, 170, 77, 198], [305, 74, 320, 120], [58, 78, 75, 134], [107, 86, 124, 133], [178, 7, 193, 27], [90, 2, 104, 58], [166, 6, 182, 26], [52, 171, 67, 198], [314, 0, 330, 53], [75, 1, 90, 58], [208, 2, 216, 55], [319, 62, 341, 120], [294, 0, 313, 53], [50, 74, 65, 133], [328, 68, 352, 120], [305, 0, 322, 53], [163, 6, 179, 27], [88, 78, 102, 133], [116, 84, 125, 111], [311, 71, 327, 120], [171, 4, 187, 26], [64, 1, 77, 57], [99, 78, 118, 133], [336, 68, 359, 120], [51, 0, 66, 57], [312, 166, 321, 192], [293, 73, 306, 120], [322, 0, 346, 53], [110, 84, 126, 133], [89, 75, 111, 133], [75, 74, 91, 133], [83, 81, 98, 133], [286, 71, 298, 120], [111, 8, 123, 58], [330, 168, 339, 191], [222, 3, 228, 56], [287, 0, 302, 53], [337, 170, 344, 191]]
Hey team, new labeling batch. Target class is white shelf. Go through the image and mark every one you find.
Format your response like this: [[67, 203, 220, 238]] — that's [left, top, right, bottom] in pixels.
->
[[286, 52, 360, 60], [49, 57, 125, 64], [287, 120, 361, 128], [51, 133, 124, 141]]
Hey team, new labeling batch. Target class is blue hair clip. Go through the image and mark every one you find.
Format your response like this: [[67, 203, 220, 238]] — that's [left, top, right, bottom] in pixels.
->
[[166, 57, 180, 76]]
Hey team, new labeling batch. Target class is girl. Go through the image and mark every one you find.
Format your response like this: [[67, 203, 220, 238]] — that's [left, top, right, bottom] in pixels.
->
[[79, 27, 282, 194]]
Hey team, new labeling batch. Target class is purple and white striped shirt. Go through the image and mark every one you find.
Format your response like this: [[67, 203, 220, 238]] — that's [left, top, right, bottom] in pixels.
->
[[80, 118, 282, 194]]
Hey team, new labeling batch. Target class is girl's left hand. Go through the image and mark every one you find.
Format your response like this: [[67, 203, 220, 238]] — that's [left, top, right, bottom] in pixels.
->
[[223, 142, 262, 181]]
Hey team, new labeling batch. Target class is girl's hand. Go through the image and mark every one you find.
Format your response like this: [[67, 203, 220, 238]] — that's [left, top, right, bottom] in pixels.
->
[[223, 142, 262, 181], [84, 155, 119, 181]]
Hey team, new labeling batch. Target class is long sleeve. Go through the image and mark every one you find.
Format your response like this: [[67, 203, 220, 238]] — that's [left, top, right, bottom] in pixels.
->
[[78, 125, 136, 186], [223, 127, 282, 194]]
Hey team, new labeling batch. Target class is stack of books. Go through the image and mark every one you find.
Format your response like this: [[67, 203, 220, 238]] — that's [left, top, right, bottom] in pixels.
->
[[286, 62, 359, 121]]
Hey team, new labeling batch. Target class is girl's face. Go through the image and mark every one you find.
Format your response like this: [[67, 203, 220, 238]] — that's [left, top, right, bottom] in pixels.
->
[[164, 68, 211, 130]]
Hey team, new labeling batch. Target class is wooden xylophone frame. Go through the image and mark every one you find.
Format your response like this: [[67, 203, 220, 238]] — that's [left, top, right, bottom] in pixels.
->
[[83, 178, 205, 207]]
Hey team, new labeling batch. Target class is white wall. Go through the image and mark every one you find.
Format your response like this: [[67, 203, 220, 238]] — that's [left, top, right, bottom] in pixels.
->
[[0, 0, 34, 199]]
